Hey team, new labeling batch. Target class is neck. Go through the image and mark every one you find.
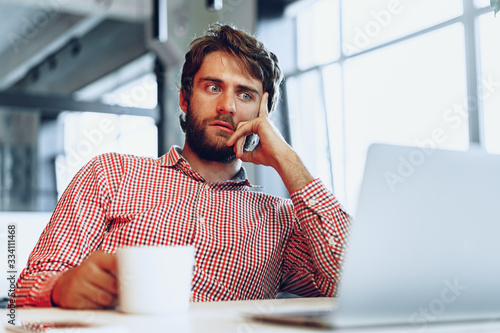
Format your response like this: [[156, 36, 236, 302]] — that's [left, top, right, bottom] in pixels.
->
[[180, 143, 242, 182]]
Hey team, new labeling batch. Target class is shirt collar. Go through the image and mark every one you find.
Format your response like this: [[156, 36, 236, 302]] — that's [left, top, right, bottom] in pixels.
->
[[157, 146, 185, 168], [157, 146, 261, 188]]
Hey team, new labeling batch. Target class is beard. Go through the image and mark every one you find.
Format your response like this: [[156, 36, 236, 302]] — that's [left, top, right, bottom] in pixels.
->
[[184, 106, 259, 164], [184, 106, 237, 164]]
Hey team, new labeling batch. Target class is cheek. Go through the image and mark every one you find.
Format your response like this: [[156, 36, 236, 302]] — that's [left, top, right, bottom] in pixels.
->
[[189, 93, 202, 106], [189, 95, 212, 114], [237, 102, 260, 121]]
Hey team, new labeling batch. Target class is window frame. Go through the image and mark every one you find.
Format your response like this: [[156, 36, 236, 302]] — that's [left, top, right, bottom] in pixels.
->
[[284, 0, 494, 206]]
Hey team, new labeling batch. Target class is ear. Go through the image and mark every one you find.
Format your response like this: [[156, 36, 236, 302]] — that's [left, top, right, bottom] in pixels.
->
[[179, 91, 188, 113]]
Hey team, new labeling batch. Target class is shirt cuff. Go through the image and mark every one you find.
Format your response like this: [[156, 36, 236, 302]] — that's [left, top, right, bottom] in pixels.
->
[[33, 272, 64, 307], [290, 179, 341, 219]]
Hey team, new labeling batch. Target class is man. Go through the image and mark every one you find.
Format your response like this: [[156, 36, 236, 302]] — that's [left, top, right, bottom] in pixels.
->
[[14, 24, 350, 309]]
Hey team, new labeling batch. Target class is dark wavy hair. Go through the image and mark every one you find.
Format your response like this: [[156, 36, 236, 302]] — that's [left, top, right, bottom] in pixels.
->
[[179, 24, 283, 132]]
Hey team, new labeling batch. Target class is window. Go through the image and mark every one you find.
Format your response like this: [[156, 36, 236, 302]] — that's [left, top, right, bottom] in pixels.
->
[[55, 56, 158, 197], [285, 0, 496, 212], [287, 70, 333, 188], [343, 24, 468, 207], [475, 0, 490, 8], [478, 12, 500, 154], [55, 112, 157, 197], [296, 0, 340, 68], [342, 0, 462, 54]]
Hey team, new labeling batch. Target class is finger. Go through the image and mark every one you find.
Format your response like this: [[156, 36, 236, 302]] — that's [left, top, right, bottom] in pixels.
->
[[259, 92, 269, 118], [231, 119, 259, 152], [80, 252, 118, 294], [86, 263, 118, 295], [80, 280, 116, 308], [234, 135, 247, 158], [71, 296, 102, 310], [67, 269, 117, 308], [227, 120, 250, 147], [88, 288, 116, 308], [64, 282, 112, 309], [92, 251, 117, 275]]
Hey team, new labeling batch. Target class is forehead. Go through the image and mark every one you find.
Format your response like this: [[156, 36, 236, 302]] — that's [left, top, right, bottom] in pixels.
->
[[195, 51, 263, 92]]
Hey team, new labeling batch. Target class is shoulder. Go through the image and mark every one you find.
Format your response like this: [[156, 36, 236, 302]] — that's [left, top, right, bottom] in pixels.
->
[[89, 152, 159, 168], [245, 189, 294, 211], [82, 153, 161, 180]]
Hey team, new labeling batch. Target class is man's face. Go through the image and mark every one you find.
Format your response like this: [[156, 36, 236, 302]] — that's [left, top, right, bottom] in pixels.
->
[[180, 51, 263, 163]]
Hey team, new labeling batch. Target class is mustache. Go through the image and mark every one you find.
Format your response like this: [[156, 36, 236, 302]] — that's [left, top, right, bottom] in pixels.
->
[[205, 115, 236, 130]]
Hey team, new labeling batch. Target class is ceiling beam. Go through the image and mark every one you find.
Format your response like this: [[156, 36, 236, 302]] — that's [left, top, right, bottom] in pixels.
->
[[0, 90, 159, 120], [0, 0, 151, 21], [0, 13, 106, 90], [11, 20, 149, 95]]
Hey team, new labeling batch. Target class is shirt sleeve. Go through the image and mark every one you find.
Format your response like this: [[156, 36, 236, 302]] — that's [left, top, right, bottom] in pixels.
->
[[279, 178, 351, 297], [13, 154, 120, 307]]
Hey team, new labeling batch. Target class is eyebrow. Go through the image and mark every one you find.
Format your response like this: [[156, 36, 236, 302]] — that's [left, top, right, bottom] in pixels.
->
[[198, 76, 261, 97]]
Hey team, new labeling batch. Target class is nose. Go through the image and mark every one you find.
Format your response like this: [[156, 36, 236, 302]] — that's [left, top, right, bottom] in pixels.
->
[[217, 91, 236, 115]]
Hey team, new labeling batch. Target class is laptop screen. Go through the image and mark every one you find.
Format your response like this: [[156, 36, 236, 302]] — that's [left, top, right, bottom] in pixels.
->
[[334, 143, 500, 327]]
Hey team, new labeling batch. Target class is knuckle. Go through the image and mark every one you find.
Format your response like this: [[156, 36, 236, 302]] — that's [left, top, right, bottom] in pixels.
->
[[75, 298, 92, 309], [96, 291, 114, 306]]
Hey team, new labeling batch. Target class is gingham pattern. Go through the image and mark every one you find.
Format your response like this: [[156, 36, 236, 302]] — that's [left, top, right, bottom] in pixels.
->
[[14, 146, 350, 307]]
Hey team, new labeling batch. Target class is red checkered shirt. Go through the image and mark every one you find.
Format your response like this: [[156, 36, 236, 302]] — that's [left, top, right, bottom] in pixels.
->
[[14, 146, 350, 307]]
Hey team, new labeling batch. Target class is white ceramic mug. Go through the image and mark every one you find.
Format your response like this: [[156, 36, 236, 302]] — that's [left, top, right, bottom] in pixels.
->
[[116, 245, 195, 314]]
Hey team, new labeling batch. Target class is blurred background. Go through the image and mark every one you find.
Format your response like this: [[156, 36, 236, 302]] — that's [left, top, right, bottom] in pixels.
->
[[0, 0, 498, 216]]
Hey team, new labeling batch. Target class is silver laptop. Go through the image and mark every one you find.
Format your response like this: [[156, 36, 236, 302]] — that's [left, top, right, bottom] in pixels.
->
[[251, 143, 500, 328]]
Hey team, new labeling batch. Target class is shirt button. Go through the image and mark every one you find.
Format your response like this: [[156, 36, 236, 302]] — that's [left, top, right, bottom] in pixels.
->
[[328, 237, 335, 246], [308, 199, 318, 206], [200, 217, 205, 223]]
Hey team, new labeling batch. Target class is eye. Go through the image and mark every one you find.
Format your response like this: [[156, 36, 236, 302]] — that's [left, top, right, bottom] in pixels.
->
[[208, 85, 220, 93], [239, 92, 252, 101]]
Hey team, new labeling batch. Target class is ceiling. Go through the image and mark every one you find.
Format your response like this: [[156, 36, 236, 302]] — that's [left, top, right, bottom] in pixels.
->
[[0, 0, 296, 99], [0, 0, 151, 96]]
